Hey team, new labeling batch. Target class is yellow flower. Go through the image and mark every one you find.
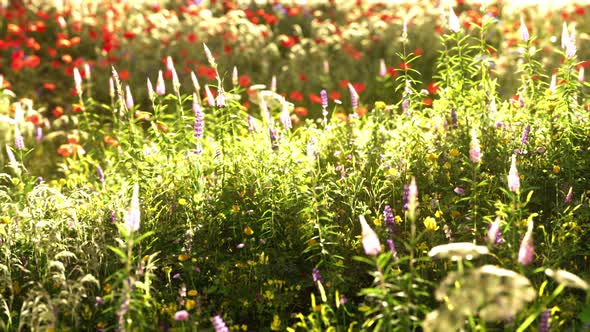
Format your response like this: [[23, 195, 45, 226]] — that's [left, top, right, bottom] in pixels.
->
[[243, 226, 254, 236], [178, 254, 190, 262], [373, 217, 382, 227], [103, 283, 111, 294], [178, 198, 187, 206], [435, 210, 444, 218], [553, 165, 560, 173], [185, 299, 196, 310], [270, 315, 281, 331], [451, 211, 461, 218], [241, 324, 248, 331], [423, 217, 439, 231], [394, 215, 403, 224], [188, 289, 198, 296], [0, 216, 10, 224], [232, 204, 241, 213], [449, 148, 460, 157], [427, 153, 438, 163]]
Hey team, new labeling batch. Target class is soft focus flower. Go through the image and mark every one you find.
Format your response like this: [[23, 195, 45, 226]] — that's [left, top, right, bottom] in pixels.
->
[[449, 6, 460, 33], [508, 154, 520, 193], [407, 177, 418, 219], [519, 16, 529, 42], [155, 70, 165, 95], [203, 44, 216, 68], [191, 71, 200, 92], [174, 310, 189, 321], [538, 309, 550, 332], [561, 22, 569, 49], [312, 268, 323, 285], [73, 67, 82, 96], [97, 165, 105, 183], [205, 85, 215, 107], [450, 108, 458, 128], [271, 75, 277, 92], [518, 220, 534, 265], [125, 85, 134, 109], [280, 99, 292, 130], [387, 239, 397, 258], [545, 268, 589, 290], [549, 74, 557, 94], [320, 89, 328, 109], [232, 66, 238, 86], [565, 186, 573, 204], [147, 78, 155, 100], [125, 183, 140, 233], [348, 83, 358, 110], [487, 217, 503, 245], [383, 205, 394, 234], [428, 242, 489, 261], [379, 59, 387, 77], [521, 124, 530, 145], [359, 215, 381, 256], [211, 315, 229, 332], [193, 94, 204, 139], [470, 127, 481, 163], [579, 67, 585, 83], [5, 145, 18, 170], [14, 124, 24, 150]]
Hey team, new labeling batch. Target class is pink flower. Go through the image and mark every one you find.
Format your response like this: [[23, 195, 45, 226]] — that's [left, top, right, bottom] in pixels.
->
[[518, 220, 534, 265], [469, 127, 481, 163], [156, 70, 165, 95], [360, 215, 381, 256], [174, 310, 189, 321], [508, 155, 520, 193]]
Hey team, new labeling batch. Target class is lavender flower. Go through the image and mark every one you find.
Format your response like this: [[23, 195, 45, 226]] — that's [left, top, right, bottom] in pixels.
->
[[280, 100, 292, 130], [360, 215, 381, 256], [125, 85, 134, 109], [520, 16, 529, 42], [247, 114, 258, 133], [14, 124, 24, 151], [269, 127, 279, 150], [508, 154, 520, 193], [320, 89, 328, 109], [348, 83, 358, 110], [518, 220, 534, 265], [216, 86, 226, 108], [211, 315, 229, 332], [35, 127, 43, 141], [566, 38, 577, 59], [383, 205, 395, 235], [487, 217, 503, 245], [312, 268, 324, 284], [454, 187, 465, 195], [171, 66, 180, 95], [97, 165, 105, 183], [521, 125, 531, 145], [174, 310, 189, 321], [470, 127, 482, 163], [387, 239, 398, 258], [449, 6, 460, 33], [193, 96, 204, 139], [538, 309, 550, 332]]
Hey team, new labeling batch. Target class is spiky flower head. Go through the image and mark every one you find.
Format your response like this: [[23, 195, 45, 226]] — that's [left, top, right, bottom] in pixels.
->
[[211, 315, 229, 332], [348, 83, 359, 110], [125, 85, 134, 110], [487, 217, 503, 245], [470, 127, 482, 163], [203, 43, 216, 68], [205, 85, 215, 107], [520, 16, 529, 42], [359, 215, 381, 256], [191, 71, 200, 92], [147, 78, 155, 100], [125, 183, 141, 233], [320, 89, 328, 109], [518, 220, 534, 265], [156, 70, 165, 95], [379, 59, 387, 76], [508, 154, 520, 193], [232, 66, 238, 86], [73, 67, 83, 96]]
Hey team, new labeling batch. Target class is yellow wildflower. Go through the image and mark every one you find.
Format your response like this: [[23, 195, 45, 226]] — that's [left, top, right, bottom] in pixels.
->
[[178, 254, 190, 262], [553, 165, 560, 173], [424, 217, 439, 231], [394, 215, 403, 224], [232, 204, 240, 213], [185, 299, 196, 310], [449, 148, 460, 157], [188, 289, 198, 296], [435, 210, 444, 218], [243, 226, 254, 236], [270, 315, 281, 331]]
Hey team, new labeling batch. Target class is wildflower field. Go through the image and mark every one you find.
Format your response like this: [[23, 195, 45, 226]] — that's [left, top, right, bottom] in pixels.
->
[[1, 0, 590, 331]]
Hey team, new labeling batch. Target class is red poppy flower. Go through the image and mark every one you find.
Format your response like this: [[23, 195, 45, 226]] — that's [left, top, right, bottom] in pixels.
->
[[239, 75, 251, 87], [308, 93, 322, 105], [289, 90, 303, 102]]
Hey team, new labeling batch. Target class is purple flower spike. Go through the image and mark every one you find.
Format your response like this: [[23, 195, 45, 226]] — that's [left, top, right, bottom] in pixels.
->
[[521, 125, 531, 145], [518, 220, 534, 265], [538, 309, 550, 332], [312, 268, 324, 284], [320, 89, 328, 109], [387, 239, 398, 258], [383, 205, 395, 234]]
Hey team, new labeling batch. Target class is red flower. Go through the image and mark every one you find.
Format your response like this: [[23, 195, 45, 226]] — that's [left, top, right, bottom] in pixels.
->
[[119, 70, 130, 81], [26, 114, 42, 126], [294, 107, 308, 116], [289, 90, 304, 102], [330, 90, 341, 101], [52, 106, 65, 117], [239, 75, 251, 87], [339, 80, 349, 89], [280, 35, 298, 48], [299, 74, 307, 82], [308, 93, 322, 105], [123, 31, 136, 39], [43, 83, 57, 91], [427, 82, 440, 95], [352, 83, 365, 93]]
